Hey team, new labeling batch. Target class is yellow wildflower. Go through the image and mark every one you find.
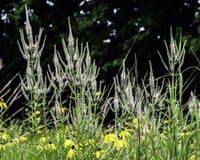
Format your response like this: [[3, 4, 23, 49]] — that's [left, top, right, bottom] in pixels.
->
[[0, 132, 9, 140], [113, 136, 128, 150], [180, 131, 193, 137], [188, 155, 196, 160], [39, 137, 47, 143], [12, 137, 20, 144], [119, 128, 131, 139], [5, 140, 16, 148], [51, 106, 66, 114], [95, 148, 105, 159], [32, 110, 41, 117], [103, 132, 116, 144], [0, 100, 7, 109], [61, 107, 66, 114], [180, 127, 193, 137], [132, 117, 139, 129], [44, 142, 56, 151], [36, 144, 43, 150], [64, 138, 75, 148], [67, 145, 76, 159], [0, 143, 6, 150], [36, 130, 42, 134], [19, 136, 27, 142], [95, 91, 102, 96]]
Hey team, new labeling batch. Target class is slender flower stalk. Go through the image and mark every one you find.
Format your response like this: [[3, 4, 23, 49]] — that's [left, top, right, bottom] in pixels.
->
[[18, 6, 49, 130]]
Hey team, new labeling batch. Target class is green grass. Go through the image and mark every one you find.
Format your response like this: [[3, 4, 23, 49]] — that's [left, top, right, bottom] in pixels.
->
[[0, 7, 200, 160], [0, 113, 199, 160]]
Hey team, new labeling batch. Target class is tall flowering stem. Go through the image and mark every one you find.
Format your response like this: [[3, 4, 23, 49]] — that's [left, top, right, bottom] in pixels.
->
[[18, 6, 48, 130]]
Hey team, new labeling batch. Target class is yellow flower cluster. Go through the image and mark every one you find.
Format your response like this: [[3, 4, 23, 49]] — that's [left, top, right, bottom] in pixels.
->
[[102, 129, 131, 151], [36, 136, 56, 151], [44, 142, 56, 151], [0, 114, 172, 159], [32, 110, 41, 117], [64, 138, 75, 148], [0, 131, 9, 140], [102, 131, 116, 144], [51, 106, 66, 114], [0, 143, 6, 150], [0, 100, 7, 109], [95, 148, 105, 159], [67, 145, 76, 159], [0, 134, 28, 151], [188, 155, 196, 160], [63, 138, 78, 159], [95, 91, 102, 96]]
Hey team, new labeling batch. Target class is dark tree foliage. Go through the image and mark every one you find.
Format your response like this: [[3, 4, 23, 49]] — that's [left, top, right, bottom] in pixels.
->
[[75, 0, 200, 80], [0, 0, 81, 87], [0, 0, 200, 89]]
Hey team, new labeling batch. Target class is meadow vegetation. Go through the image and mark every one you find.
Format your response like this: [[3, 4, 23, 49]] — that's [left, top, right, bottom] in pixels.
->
[[0, 7, 200, 160]]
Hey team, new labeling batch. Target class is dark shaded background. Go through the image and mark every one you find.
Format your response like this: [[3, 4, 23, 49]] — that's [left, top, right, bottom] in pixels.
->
[[1, 0, 200, 113]]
